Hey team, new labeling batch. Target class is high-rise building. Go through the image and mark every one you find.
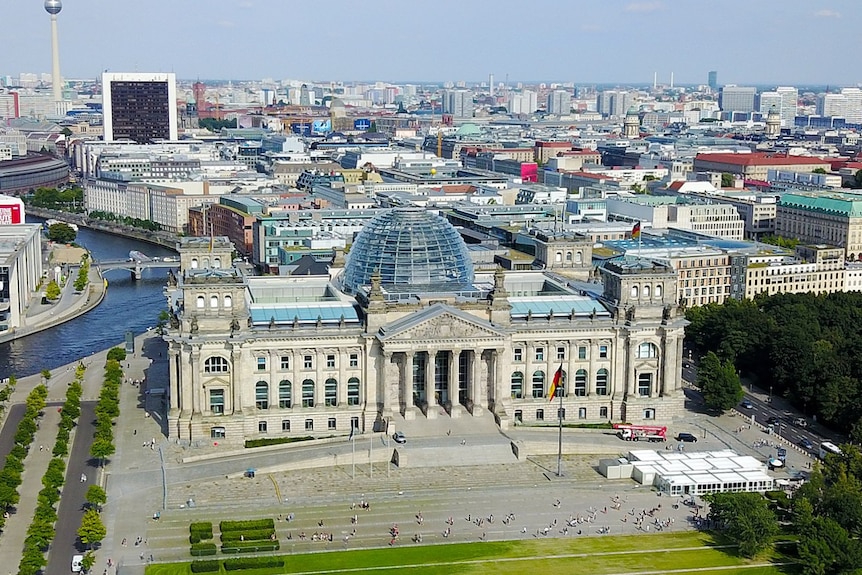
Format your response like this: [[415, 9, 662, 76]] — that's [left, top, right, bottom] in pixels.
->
[[102, 72, 178, 143], [598, 90, 635, 118], [547, 90, 572, 116], [708, 71, 718, 91], [299, 84, 312, 106], [719, 85, 756, 114], [508, 90, 537, 115], [443, 90, 474, 118], [841, 88, 862, 123]]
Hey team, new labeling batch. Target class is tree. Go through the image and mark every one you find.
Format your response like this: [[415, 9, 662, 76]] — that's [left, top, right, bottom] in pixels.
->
[[80, 552, 96, 573], [40, 369, 52, 383], [77, 508, 106, 549], [44, 280, 61, 301], [797, 516, 862, 575], [85, 485, 107, 511], [90, 437, 115, 467], [106, 347, 127, 362], [812, 167, 827, 174], [721, 173, 735, 187], [853, 169, 862, 189], [706, 491, 777, 557], [697, 352, 744, 413], [46, 222, 77, 243]]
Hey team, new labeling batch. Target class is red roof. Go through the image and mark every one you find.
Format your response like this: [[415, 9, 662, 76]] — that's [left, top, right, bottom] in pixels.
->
[[667, 181, 686, 191], [694, 153, 831, 167]]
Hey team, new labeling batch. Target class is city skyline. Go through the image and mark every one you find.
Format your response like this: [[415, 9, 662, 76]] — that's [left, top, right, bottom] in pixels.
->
[[2, 0, 860, 86]]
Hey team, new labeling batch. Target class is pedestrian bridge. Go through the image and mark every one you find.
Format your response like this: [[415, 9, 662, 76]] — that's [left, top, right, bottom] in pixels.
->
[[93, 259, 180, 280]]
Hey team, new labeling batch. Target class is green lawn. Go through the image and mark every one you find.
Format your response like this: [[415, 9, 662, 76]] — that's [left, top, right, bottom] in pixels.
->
[[146, 531, 797, 575]]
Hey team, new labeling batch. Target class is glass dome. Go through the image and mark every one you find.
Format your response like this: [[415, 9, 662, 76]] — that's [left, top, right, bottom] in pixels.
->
[[342, 208, 474, 295]]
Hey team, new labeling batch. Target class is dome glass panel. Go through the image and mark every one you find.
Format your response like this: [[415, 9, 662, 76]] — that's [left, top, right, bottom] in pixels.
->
[[342, 208, 474, 294]]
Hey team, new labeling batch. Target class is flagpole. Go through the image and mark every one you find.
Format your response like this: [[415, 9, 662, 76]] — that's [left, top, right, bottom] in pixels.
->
[[557, 381, 564, 477]]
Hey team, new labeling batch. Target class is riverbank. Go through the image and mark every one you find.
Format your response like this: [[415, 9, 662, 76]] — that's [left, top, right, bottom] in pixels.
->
[[27, 206, 179, 251]]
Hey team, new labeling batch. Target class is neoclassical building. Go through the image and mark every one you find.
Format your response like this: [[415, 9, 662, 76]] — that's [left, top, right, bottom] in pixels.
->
[[163, 208, 687, 445]]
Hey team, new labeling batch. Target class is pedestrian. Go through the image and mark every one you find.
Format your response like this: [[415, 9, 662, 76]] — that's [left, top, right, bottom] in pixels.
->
[[134, 429, 137, 435]]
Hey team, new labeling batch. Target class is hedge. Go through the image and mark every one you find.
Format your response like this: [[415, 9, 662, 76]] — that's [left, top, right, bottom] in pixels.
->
[[190, 521, 213, 534], [221, 541, 279, 554], [190, 560, 221, 573], [224, 556, 283, 569], [244, 436, 314, 448], [220, 529, 275, 543], [190, 542, 217, 557], [220, 518, 274, 532]]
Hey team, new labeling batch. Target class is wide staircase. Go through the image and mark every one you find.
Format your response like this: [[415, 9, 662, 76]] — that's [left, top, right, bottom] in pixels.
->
[[388, 408, 517, 468]]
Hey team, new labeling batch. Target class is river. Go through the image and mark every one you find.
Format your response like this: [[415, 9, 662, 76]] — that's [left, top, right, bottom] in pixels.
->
[[0, 218, 177, 379]]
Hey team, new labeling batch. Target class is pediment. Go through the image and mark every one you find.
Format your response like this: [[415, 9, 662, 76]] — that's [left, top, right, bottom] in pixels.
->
[[378, 305, 506, 343]]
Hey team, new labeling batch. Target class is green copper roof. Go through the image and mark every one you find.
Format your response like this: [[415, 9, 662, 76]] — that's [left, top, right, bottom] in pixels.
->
[[779, 192, 862, 218]]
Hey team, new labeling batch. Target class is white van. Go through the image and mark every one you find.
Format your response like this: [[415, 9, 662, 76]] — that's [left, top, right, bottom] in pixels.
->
[[72, 555, 84, 573]]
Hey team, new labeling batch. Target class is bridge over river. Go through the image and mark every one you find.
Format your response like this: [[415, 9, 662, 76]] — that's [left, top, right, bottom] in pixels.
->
[[93, 258, 179, 280]]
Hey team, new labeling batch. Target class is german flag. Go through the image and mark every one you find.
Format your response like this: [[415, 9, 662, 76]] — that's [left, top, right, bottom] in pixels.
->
[[631, 221, 641, 240], [548, 364, 563, 402]]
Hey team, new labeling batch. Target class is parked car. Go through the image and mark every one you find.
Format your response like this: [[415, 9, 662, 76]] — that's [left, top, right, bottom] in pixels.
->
[[392, 431, 406, 444], [72, 555, 84, 573], [676, 432, 698, 443]]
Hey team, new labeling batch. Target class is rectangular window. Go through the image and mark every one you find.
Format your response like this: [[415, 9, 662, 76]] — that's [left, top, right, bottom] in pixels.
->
[[305, 418, 314, 431], [326, 354, 336, 369], [578, 346, 587, 360], [638, 373, 652, 397], [556, 346, 566, 361], [536, 408, 544, 421], [209, 389, 225, 415], [258, 421, 267, 433], [535, 347, 544, 361], [257, 357, 267, 371], [349, 353, 359, 368], [514, 348, 523, 362], [304, 355, 313, 369], [210, 427, 225, 439], [328, 417, 337, 430], [599, 345, 608, 359], [280, 356, 290, 370], [281, 420, 290, 432]]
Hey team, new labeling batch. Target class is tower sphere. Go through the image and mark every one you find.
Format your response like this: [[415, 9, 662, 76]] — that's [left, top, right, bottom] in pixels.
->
[[44, 0, 62, 15]]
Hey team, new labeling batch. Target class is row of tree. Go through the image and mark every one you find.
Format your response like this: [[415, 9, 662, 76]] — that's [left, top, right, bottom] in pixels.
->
[[26, 187, 83, 212], [685, 292, 862, 437], [17, 367, 85, 575], [90, 353, 121, 468], [0, 385, 47, 532], [73, 256, 90, 293], [88, 211, 162, 232]]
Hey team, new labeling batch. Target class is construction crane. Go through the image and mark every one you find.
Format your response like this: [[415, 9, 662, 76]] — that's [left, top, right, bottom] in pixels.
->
[[437, 129, 442, 158]]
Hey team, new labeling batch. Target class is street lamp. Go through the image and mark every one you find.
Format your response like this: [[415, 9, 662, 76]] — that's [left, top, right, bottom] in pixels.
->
[[768, 385, 773, 403]]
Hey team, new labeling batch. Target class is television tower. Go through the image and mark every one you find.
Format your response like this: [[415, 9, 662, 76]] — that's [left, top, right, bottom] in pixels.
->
[[45, 0, 63, 105]]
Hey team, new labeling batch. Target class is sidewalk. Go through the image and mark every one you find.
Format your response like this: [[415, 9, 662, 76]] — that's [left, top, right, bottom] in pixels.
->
[[0, 408, 62, 567]]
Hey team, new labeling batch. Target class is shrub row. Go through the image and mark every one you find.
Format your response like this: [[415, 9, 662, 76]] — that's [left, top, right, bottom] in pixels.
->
[[190, 521, 214, 544], [0, 384, 47, 532], [190, 560, 220, 573], [244, 436, 314, 448], [221, 541, 280, 554], [220, 528, 275, 543], [18, 368, 84, 575], [224, 557, 283, 570], [220, 518, 274, 532], [190, 543, 218, 556]]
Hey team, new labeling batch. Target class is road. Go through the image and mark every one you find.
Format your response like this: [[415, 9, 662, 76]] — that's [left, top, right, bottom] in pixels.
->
[[46, 401, 96, 575]]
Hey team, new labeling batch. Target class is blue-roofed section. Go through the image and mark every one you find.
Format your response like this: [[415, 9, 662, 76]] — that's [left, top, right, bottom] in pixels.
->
[[250, 302, 360, 326], [509, 295, 610, 319]]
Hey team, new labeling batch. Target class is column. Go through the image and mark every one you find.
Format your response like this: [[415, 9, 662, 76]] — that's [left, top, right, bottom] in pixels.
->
[[675, 336, 685, 393], [566, 342, 576, 398], [588, 341, 598, 396], [314, 350, 324, 408], [168, 347, 180, 415], [230, 346, 243, 413], [493, 347, 505, 409], [471, 349, 485, 414], [426, 348, 438, 419], [627, 339, 637, 396], [337, 349, 348, 407], [450, 349, 462, 418], [403, 351, 415, 413], [524, 343, 533, 399], [185, 346, 198, 415], [381, 351, 393, 413]]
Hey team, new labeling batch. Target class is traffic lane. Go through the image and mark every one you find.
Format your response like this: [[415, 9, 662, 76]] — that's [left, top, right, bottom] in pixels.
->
[[45, 401, 96, 575], [0, 404, 26, 462]]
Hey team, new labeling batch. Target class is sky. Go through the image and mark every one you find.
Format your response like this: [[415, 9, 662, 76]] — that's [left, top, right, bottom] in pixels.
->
[[1, 0, 860, 86]]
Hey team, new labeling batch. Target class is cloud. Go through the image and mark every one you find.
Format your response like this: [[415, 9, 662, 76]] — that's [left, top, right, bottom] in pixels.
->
[[624, 1, 665, 12], [814, 9, 841, 18]]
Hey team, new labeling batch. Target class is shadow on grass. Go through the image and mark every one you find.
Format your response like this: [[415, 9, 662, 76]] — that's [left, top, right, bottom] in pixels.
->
[[702, 530, 800, 574]]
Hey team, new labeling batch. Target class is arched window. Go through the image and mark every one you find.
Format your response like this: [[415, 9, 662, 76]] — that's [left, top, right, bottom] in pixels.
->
[[255, 381, 269, 410], [631, 285, 639, 298], [203, 356, 230, 373], [347, 378, 360, 406], [642, 285, 651, 297], [574, 369, 587, 397], [210, 295, 218, 308], [655, 284, 663, 297], [224, 294, 232, 308], [325, 378, 337, 407], [302, 379, 315, 408], [278, 380, 292, 408], [191, 258, 199, 269], [202, 257, 210, 269], [532, 371, 545, 399], [214, 257, 221, 269], [575, 251, 583, 264], [555, 251, 563, 263], [636, 342, 658, 359], [595, 368, 609, 395], [196, 295, 205, 309], [511, 372, 523, 399], [566, 251, 573, 262]]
